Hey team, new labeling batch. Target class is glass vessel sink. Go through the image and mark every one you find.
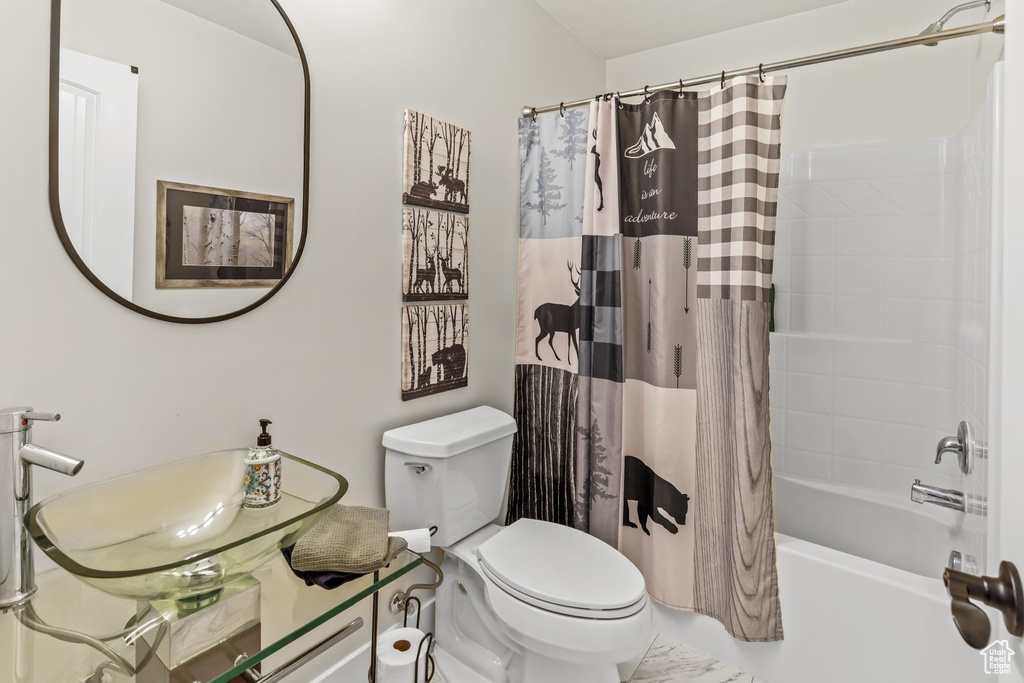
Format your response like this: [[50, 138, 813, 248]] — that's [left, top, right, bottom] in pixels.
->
[[25, 450, 346, 609]]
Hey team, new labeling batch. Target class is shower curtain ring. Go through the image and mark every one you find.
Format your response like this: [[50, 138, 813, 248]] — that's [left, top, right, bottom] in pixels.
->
[[531, 107, 538, 122], [616, 92, 623, 109], [559, 102, 566, 117], [721, 71, 726, 88], [678, 78, 684, 98], [759, 63, 766, 83], [643, 85, 651, 103]]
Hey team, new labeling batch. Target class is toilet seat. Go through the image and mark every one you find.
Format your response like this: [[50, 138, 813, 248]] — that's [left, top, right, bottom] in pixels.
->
[[476, 519, 647, 620]]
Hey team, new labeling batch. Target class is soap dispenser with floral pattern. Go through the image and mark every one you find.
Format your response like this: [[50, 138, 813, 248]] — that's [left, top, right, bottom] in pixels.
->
[[243, 419, 281, 508]]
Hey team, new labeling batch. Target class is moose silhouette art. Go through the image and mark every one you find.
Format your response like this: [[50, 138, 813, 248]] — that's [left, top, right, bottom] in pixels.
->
[[534, 262, 581, 364], [437, 166, 467, 205], [432, 343, 466, 382], [622, 455, 690, 535]]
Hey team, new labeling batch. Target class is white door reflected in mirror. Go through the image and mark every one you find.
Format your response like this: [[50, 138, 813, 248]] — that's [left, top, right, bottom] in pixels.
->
[[58, 49, 138, 302]]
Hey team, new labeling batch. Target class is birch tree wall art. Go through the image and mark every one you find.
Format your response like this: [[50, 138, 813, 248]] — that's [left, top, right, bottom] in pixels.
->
[[402, 303, 469, 400], [402, 208, 469, 302], [403, 109, 471, 214]]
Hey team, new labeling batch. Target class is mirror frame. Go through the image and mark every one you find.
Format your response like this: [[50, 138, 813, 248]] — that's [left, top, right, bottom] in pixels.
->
[[48, 0, 310, 324]]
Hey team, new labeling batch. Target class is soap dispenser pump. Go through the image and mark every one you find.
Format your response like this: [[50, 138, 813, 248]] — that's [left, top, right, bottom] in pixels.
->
[[243, 418, 281, 508]]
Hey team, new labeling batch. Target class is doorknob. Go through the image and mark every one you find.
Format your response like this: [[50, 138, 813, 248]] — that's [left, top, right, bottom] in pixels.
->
[[935, 420, 986, 474], [944, 561, 1023, 649]]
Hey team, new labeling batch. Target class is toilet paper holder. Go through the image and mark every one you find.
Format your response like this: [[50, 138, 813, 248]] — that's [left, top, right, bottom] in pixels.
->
[[369, 531, 442, 683], [404, 596, 435, 683], [369, 596, 434, 683]]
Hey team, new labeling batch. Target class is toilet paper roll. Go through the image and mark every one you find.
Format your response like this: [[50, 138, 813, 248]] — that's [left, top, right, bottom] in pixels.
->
[[388, 528, 432, 553], [376, 627, 429, 683]]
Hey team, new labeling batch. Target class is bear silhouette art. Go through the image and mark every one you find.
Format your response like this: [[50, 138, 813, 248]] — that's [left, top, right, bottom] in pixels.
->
[[432, 343, 466, 382], [622, 455, 690, 535]]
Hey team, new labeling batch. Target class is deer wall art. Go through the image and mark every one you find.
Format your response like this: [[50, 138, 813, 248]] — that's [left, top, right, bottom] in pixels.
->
[[403, 208, 469, 301]]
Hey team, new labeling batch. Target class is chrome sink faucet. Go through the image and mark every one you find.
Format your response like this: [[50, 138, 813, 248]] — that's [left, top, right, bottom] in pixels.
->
[[1, 407, 84, 608]]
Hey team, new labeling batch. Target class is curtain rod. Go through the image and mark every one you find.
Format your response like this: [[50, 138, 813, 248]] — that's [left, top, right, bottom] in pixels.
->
[[521, 14, 1005, 118]]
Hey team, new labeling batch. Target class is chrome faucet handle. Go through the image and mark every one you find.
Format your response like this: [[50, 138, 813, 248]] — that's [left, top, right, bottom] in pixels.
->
[[935, 421, 984, 474], [935, 436, 961, 464], [22, 412, 60, 423]]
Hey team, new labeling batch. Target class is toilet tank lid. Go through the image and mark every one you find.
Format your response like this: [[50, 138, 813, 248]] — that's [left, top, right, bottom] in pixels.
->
[[382, 406, 516, 458]]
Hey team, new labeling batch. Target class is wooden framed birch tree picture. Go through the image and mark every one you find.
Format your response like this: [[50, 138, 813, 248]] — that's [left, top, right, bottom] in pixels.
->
[[402, 208, 469, 301], [156, 180, 294, 288], [402, 109, 471, 214], [402, 303, 468, 400]]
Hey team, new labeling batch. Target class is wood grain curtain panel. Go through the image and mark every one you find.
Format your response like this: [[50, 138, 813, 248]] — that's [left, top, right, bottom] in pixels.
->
[[691, 77, 786, 641], [511, 77, 785, 642]]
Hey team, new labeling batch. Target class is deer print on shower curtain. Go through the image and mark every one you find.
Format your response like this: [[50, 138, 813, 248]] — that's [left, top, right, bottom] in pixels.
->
[[534, 263, 581, 364]]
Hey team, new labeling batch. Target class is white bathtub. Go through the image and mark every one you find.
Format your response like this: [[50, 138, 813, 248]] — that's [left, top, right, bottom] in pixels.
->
[[774, 475, 963, 578], [655, 476, 989, 683]]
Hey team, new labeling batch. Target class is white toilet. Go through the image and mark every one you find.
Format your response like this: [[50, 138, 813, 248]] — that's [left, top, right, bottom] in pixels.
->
[[384, 406, 652, 683]]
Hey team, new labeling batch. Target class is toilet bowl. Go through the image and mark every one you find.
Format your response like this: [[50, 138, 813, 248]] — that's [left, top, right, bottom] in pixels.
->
[[384, 407, 652, 683]]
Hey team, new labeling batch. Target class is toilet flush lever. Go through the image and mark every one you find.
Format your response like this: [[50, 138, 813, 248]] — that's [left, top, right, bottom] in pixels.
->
[[404, 462, 432, 475]]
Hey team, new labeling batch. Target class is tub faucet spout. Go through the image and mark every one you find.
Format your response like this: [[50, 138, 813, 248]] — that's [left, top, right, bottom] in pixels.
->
[[911, 480, 987, 516], [911, 479, 964, 510]]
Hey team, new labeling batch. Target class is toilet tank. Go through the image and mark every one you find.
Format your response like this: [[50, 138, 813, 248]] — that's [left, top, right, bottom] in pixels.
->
[[384, 406, 516, 547]]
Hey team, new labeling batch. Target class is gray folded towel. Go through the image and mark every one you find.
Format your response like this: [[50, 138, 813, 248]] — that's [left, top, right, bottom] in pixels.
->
[[291, 505, 407, 574]]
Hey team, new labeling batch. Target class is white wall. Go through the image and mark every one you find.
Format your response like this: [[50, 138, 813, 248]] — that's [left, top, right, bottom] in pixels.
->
[[607, 0, 1001, 153], [61, 0, 305, 317], [0, 1, 603, 512]]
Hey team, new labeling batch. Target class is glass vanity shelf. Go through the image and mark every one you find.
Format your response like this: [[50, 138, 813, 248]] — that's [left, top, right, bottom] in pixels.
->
[[0, 551, 423, 683]]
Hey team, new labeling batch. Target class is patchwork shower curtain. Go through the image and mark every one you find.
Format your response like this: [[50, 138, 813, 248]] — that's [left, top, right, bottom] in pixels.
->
[[510, 77, 786, 642]]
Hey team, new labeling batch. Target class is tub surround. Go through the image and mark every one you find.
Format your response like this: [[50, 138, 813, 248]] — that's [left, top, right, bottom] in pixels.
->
[[770, 76, 999, 574]]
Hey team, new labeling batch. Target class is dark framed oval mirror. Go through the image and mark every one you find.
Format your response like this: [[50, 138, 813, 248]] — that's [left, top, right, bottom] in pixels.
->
[[49, 0, 309, 324]]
